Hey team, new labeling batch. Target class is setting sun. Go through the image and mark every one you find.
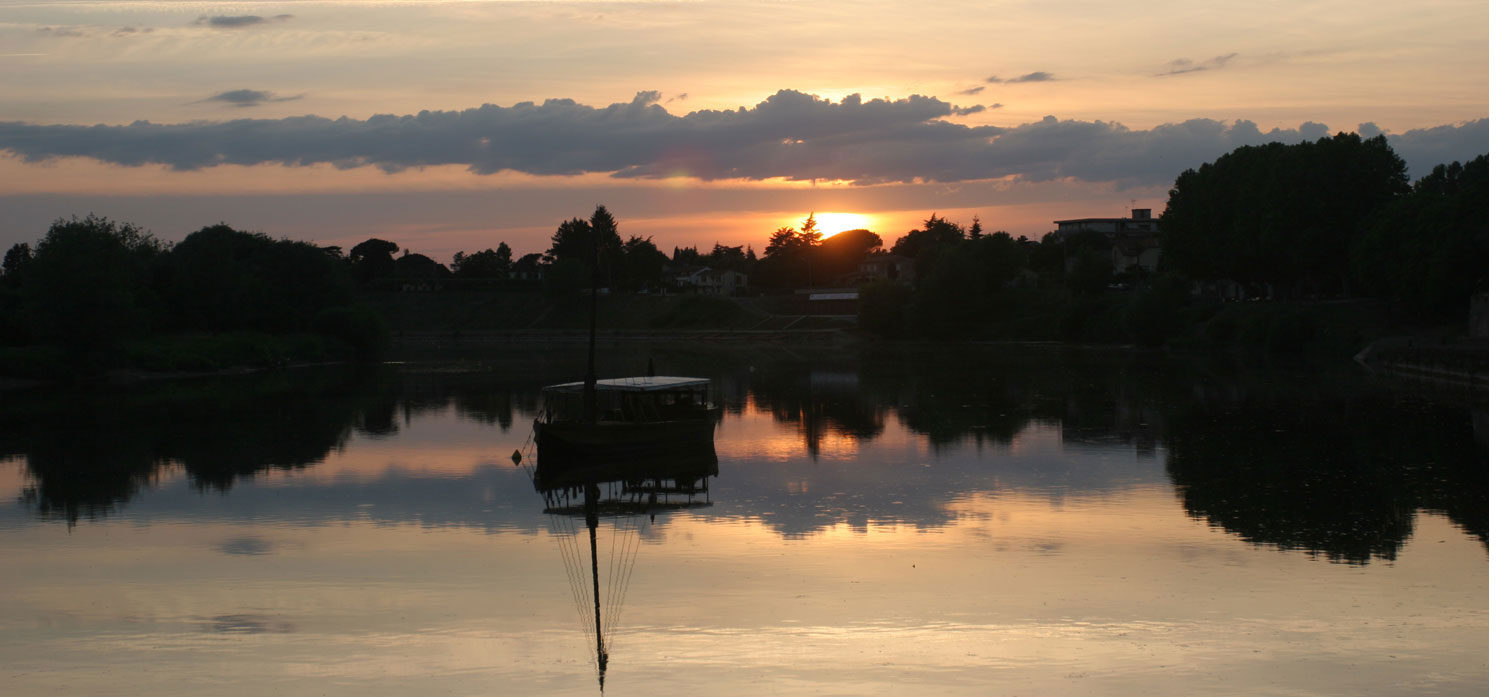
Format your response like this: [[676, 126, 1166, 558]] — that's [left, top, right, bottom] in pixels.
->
[[798, 212, 875, 236]]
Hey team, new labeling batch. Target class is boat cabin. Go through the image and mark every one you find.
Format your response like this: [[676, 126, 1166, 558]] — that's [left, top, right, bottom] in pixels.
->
[[538, 376, 714, 424]]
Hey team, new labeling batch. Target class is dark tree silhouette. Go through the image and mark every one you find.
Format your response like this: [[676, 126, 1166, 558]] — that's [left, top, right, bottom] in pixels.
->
[[393, 251, 452, 280], [755, 214, 823, 290], [1160, 133, 1410, 298], [708, 243, 756, 273], [816, 228, 882, 282], [1351, 155, 1488, 318], [890, 214, 964, 260], [619, 235, 669, 292], [451, 242, 513, 279], [23, 215, 165, 362], [547, 207, 625, 289], [349, 238, 400, 283], [164, 224, 356, 333], [2, 242, 31, 284]]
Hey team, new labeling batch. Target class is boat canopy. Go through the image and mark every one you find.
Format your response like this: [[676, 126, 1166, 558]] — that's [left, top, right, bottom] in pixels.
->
[[542, 376, 711, 393]]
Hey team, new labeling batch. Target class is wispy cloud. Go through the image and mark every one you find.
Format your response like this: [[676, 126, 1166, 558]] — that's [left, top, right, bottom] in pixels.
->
[[0, 91, 1484, 188], [1156, 53, 1238, 76], [956, 86, 986, 96], [197, 89, 303, 108], [193, 15, 294, 29], [1010, 71, 1055, 83], [987, 72, 1055, 84], [35, 26, 85, 38], [667, 92, 689, 103]]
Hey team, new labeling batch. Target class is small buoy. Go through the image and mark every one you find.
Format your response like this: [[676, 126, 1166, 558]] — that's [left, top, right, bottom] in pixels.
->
[[511, 449, 523, 465]]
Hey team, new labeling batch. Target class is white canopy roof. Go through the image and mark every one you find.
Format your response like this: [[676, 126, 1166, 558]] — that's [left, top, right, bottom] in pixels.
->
[[542, 376, 711, 393]]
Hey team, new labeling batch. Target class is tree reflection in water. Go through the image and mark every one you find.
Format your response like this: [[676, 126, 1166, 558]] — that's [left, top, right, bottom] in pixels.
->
[[4, 345, 1484, 564]]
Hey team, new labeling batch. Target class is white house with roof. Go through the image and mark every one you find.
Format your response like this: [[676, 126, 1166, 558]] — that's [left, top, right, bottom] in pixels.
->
[[675, 267, 748, 295]]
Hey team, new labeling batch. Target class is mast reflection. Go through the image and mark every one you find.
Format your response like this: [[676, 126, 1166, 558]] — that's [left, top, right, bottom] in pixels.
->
[[525, 442, 718, 692]]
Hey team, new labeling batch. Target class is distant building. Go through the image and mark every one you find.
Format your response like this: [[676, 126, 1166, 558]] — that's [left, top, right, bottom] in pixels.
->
[[857, 254, 917, 284], [1054, 208, 1162, 274], [676, 267, 748, 296]]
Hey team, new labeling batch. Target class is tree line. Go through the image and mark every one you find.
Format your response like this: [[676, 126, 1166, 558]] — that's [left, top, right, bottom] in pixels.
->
[[0, 131, 1483, 372], [856, 135, 1486, 343], [0, 218, 387, 375]]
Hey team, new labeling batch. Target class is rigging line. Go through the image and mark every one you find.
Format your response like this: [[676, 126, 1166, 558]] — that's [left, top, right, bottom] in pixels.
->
[[559, 519, 591, 643], [609, 508, 631, 631], [548, 520, 588, 650], [607, 514, 645, 651], [605, 506, 623, 638], [613, 511, 643, 638], [564, 515, 599, 652], [604, 513, 627, 640], [549, 513, 591, 644], [604, 503, 633, 636], [555, 514, 595, 652], [605, 511, 642, 644], [618, 515, 644, 637]]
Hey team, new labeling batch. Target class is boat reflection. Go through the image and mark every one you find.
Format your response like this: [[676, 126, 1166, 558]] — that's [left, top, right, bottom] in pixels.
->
[[525, 443, 718, 692]]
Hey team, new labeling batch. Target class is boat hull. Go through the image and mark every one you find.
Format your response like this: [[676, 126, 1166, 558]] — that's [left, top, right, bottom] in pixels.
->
[[534, 414, 718, 464]]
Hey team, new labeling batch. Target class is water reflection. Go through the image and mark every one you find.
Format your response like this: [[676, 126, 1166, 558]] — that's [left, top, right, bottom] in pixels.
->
[[2, 345, 1485, 566], [1163, 376, 1487, 563], [6, 366, 374, 522], [526, 447, 718, 691]]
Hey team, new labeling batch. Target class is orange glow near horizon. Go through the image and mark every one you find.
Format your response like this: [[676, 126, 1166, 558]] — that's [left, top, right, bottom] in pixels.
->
[[786, 212, 877, 236]]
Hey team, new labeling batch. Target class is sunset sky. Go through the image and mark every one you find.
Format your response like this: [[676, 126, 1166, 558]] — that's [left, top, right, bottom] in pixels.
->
[[0, 0, 1488, 260]]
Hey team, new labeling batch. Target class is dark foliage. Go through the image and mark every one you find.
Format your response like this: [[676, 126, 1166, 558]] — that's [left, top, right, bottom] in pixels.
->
[[890, 214, 964, 260], [451, 242, 512, 279], [349, 238, 399, 283], [1351, 155, 1488, 319], [393, 252, 452, 280], [815, 229, 882, 282], [22, 215, 165, 365], [857, 280, 911, 338], [3, 217, 388, 376], [164, 224, 356, 333], [754, 214, 823, 291], [1160, 133, 1411, 298], [619, 236, 670, 292]]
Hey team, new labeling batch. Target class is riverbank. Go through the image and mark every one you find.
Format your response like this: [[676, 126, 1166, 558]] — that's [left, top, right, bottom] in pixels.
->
[[0, 331, 365, 384], [0, 288, 1483, 386]]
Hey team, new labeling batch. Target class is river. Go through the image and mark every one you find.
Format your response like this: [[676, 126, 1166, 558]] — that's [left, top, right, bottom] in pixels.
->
[[0, 343, 1486, 696]]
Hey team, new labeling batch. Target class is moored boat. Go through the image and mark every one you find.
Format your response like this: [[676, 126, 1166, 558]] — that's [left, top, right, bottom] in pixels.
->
[[533, 375, 720, 461]]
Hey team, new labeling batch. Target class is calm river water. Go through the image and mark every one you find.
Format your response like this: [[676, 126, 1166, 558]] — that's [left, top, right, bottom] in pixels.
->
[[0, 343, 1486, 696]]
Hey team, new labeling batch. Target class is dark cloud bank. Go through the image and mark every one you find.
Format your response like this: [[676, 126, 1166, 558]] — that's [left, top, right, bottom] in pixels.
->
[[0, 89, 1484, 187]]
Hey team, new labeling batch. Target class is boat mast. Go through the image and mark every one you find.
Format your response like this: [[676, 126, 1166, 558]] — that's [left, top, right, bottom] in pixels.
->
[[583, 208, 601, 426]]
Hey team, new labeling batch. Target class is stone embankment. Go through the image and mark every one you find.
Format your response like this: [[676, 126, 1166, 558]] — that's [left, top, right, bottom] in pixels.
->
[[1354, 336, 1487, 387]]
